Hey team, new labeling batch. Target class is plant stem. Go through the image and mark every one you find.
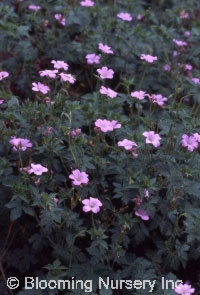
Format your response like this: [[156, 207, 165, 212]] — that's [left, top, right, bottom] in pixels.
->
[[138, 64, 147, 89]]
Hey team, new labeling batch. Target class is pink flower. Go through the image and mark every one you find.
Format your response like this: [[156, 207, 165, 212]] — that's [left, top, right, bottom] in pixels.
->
[[144, 189, 150, 199], [184, 31, 191, 37], [59, 73, 76, 83], [109, 120, 121, 130], [32, 82, 50, 94], [163, 64, 171, 71], [140, 54, 158, 63], [130, 148, 138, 158], [45, 97, 55, 105], [43, 127, 54, 136], [185, 64, 193, 71], [191, 77, 200, 84], [100, 86, 117, 98], [69, 169, 89, 186], [175, 283, 195, 295], [173, 39, 187, 47], [98, 43, 114, 54], [28, 4, 41, 11], [180, 11, 189, 19], [86, 53, 100, 64], [39, 70, 58, 78], [181, 134, 198, 152], [28, 163, 48, 175], [10, 137, 22, 150], [18, 139, 32, 151], [71, 128, 82, 137], [20, 166, 31, 174], [173, 50, 179, 57], [149, 94, 168, 106], [117, 139, 138, 150], [0, 99, 4, 104], [52, 197, 59, 207], [117, 12, 132, 22], [82, 197, 102, 213], [193, 133, 200, 143], [51, 60, 69, 70], [131, 90, 147, 100], [95, 119, 121, 132], [54, 13, 62, 21], [135, 208, 150, 220], [143, 131, 161, 147], [80, 0, 95, 7], [54, 13, 66, 26], [53, 197, 59, 204], [137, 14, 142, 20], [97, 66, 114, 79], [9, 136, 32, 151], [0, 71, 9, 80], [95, 119, 113, 132], [132, 196, 142, 206]]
